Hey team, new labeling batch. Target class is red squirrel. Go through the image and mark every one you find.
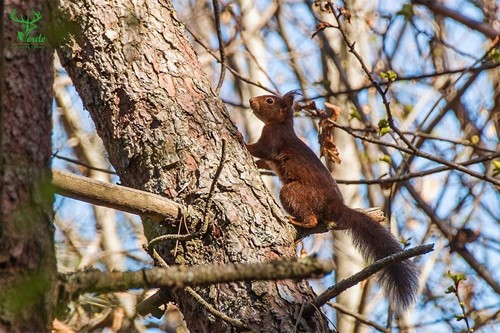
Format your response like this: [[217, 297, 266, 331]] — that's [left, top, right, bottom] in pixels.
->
[[245, 90, 418, 311]]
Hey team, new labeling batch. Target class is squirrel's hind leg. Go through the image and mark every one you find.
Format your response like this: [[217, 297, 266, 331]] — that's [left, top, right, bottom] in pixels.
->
[[280, 182, 319, 228], [287, 215, 318, 228]]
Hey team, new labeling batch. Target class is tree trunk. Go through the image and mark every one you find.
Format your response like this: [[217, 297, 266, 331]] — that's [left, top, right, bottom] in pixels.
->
[[53, 0, 327, 332], [0, 1, 56, 332]]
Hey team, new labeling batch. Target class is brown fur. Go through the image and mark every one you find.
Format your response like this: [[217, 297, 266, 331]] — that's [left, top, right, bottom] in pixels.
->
[[245, 91, 419, 311]]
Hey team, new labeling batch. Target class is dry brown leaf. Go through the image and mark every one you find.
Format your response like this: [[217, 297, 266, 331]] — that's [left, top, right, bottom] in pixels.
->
[[319, 118, 342, 164], [313, 1, 333, 14], [302, 100, 317, 110], [325, 102, 341, 122]]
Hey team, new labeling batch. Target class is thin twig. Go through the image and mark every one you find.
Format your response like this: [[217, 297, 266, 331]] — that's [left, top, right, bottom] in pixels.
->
[[185, 286, 248, 330], [212, 0, 226, 94], [148, 233, 195, 249], [53, 153, 117, 175], [329, 120, 413, 154], [401, 131, 497, 154], [151, 250, 248, 329], [335, 151, 500, 185], [174, 213, 190, 257], [312, 123, 497, 153], [399, 143, 500, 186], [184, 26, 277, 94], [306, 63, 499, 100], [293, 303, 305, 333], [447, 273, 472, 332], [330, 121, 500, 185], [327, 302, 389, 333], [201, 138, 226, 234]]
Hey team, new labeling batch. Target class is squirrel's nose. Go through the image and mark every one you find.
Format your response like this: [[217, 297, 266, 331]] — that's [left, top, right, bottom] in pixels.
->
[[249, 98, 257, 109]]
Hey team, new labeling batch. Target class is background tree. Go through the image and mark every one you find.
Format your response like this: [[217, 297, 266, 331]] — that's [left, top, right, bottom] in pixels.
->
[[0, 1, 56, 331]]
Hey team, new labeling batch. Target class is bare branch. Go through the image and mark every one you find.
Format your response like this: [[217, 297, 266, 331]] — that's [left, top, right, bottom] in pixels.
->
[[53, 153, 116, 175], [307, 63, 500, 99], [52, 170, 184, 221], [302, 244, 435, 317], [412, 0, 499, 39], [404, 185, 500, 294], [185, 26, 277, 94], [60, 257, 334, 300], [212, 0, 226, 94], [335, 151, 500, 185]]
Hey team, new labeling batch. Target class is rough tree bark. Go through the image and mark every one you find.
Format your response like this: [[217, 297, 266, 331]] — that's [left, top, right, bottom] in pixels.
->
[[0, 1, 56, 332], [53, 0, 328, 332]]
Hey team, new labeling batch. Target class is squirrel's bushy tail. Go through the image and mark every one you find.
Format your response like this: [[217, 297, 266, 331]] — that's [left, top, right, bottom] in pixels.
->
[[341, 208, 419, 312]]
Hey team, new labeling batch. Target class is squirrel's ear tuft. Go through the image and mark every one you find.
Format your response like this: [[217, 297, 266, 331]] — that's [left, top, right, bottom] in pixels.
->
[[281, 90, 302, 110]]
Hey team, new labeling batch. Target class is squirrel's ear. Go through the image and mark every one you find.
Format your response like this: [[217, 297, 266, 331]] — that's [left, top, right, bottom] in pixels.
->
[[281, 90, 302, 110]]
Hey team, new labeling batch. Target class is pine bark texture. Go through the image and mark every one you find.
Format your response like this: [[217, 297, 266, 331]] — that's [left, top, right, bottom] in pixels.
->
[[53, 1, 327, 332], [0, 1, 56, 332]]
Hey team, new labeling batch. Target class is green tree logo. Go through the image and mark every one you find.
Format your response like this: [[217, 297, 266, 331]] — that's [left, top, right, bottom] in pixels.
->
[[8, 9, 46, 44]]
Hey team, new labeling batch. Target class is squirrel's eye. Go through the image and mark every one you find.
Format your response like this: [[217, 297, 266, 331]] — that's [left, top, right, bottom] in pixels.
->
[[265, 98, 274, 104]]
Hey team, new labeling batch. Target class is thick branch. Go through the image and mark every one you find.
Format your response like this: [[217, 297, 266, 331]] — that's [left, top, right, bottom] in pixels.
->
[[303, 244, 435, 317], [52, 170, 183, 221], [60, 257, 334, 299]]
